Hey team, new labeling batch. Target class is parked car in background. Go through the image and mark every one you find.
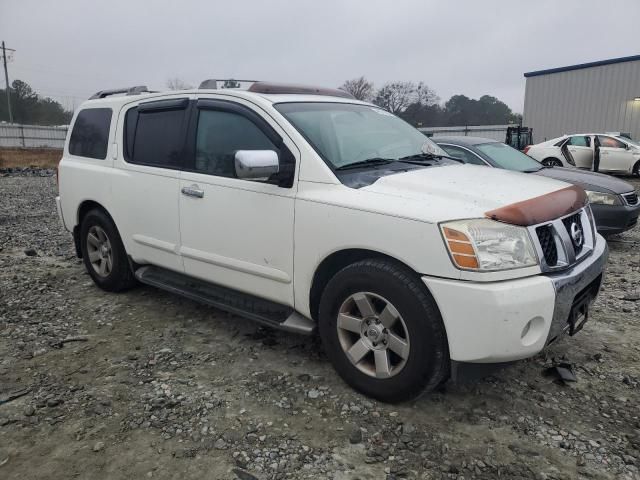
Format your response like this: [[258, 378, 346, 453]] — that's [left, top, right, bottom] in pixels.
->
[[435, 136, 640, 235], [56, 82, 607, 402], [525, 133, 640, 175]]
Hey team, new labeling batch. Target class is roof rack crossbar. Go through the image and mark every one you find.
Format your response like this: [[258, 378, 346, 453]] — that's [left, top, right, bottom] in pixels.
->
[[89, 85, 150, 100]]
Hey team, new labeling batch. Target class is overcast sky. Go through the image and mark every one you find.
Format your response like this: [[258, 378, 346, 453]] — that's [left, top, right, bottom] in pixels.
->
[[2, 0, 639, 113]]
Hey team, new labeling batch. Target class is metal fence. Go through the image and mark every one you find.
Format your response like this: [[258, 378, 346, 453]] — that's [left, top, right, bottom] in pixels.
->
[[418, 124, 513, 142], [0, 123, 68, 149]]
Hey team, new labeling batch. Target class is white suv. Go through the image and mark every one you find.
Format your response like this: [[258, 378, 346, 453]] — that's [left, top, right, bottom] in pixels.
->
[[56, 81, 607, 402]]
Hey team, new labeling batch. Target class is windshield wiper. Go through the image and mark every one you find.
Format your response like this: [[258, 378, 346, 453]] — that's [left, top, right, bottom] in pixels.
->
[[335, 157, 396, 171], [397, 152, 464, 163]]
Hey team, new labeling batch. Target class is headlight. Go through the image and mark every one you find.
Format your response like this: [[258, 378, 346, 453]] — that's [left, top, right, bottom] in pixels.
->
[[441, 218, 538, 271], [585, 190, 621, 206]]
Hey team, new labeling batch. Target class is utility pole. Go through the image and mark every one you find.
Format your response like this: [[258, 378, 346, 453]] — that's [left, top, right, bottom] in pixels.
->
[[2, 41, 14, 124]]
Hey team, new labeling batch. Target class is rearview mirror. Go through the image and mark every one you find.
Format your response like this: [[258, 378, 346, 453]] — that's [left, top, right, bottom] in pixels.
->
[[235, 150, 279, 180]]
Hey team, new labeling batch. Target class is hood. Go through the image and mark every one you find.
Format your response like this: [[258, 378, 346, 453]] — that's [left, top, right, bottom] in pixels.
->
[[534, 166, 635, 194], [360, 164, 572, 223]]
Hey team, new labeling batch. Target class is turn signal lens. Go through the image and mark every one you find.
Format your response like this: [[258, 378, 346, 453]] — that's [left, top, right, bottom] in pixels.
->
[[440, 219, 538, 271], [442, 227, 479, 269]]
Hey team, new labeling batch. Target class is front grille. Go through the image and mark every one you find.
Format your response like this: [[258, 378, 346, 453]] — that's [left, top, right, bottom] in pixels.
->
[[562, 212, 584, 255], [529, 207, 594, 272], [623, 192, 638, 206], [536, 225, 558, 266]]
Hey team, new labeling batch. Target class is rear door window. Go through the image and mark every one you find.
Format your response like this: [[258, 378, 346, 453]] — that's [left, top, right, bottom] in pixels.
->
[[124, 98, 189, 169], [69, 108, 112, 159]]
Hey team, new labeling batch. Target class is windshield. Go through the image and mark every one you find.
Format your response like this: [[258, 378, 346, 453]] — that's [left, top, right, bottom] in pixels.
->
[[476, 142, 543, 172], [275, 102, 447, 169], [620, 137, 640, 148]]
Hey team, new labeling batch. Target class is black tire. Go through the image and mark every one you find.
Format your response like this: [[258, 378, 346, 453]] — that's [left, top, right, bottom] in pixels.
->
[[633, 160, 640, 176], [80, 209, 136, 292], [318, 259, 449, 403], [542, 158, 562, 167]]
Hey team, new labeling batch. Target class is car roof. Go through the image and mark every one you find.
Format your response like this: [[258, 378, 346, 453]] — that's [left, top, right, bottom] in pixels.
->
[[433, 136, 497, 146]]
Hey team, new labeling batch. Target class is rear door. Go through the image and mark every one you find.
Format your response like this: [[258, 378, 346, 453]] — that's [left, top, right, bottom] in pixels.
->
[[111, 97, 191, 272], [565, 135, 593, 168], [178, 96, 298, 306], [597, 135, 635, 172]]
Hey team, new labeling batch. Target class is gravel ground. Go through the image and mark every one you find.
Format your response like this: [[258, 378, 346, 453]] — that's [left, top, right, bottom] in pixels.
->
[[1, 169, 639, 480]]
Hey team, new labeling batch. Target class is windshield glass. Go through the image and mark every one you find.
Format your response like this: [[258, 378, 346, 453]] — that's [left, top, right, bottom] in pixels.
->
[[275, 102, 447, 169], [476, 142, 543, 172], [620, 137, 640, 148]]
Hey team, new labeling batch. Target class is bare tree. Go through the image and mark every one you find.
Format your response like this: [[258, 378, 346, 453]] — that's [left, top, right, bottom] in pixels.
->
[[339, 76, 374, 101], [415, 81, 439, 106], [373, 82, 417, 114], [166, 77, 193, 90]]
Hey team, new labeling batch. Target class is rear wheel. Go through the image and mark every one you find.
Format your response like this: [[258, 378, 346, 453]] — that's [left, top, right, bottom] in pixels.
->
[[542, 158, 563, 167], [318, 259, 449, 402], [80, 209, 136, 292], [633, 160, 640, 176]]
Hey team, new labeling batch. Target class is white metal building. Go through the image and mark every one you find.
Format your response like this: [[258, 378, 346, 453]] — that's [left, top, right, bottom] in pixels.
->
[[523, 54, 640, 143]]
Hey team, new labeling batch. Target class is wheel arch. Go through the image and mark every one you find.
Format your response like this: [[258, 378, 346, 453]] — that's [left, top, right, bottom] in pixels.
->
[[73, 200, 117, 258], [309, 248, 420, 322]]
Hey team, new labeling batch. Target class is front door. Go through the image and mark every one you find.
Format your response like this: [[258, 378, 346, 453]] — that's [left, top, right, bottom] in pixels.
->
[[597, 135, 635, 172], [565, 135, 593, 169], [178, 97, 298, 306]]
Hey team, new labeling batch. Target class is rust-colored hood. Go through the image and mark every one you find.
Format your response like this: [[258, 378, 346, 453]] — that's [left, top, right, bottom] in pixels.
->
[[485, 185, 587, 226]]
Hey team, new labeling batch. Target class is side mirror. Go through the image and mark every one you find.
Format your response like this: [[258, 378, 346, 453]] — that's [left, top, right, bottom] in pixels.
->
[[235, 150, 279, 180]]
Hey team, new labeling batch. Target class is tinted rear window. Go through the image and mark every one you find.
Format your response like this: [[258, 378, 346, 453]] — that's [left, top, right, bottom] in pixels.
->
[[124, 100, 188, 168], [69, 108, 112, 159]]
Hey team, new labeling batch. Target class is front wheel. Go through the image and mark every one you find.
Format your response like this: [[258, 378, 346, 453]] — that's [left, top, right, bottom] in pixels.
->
[[542, 158, 563, 167], [318, 259, 449, 402]]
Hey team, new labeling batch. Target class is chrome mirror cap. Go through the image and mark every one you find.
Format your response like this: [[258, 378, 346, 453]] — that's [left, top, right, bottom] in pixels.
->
[[235, 150, 279, 180]]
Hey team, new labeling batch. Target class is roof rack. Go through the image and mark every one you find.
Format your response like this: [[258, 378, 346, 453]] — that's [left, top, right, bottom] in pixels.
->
[[198, 79, 355, 99], [248, 82, 355, 99], [89, 85, 152, 100], [199, 79, 260, 89]]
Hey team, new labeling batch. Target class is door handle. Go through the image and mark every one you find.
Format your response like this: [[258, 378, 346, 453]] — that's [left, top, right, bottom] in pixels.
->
[[181, 185, 204, 198]]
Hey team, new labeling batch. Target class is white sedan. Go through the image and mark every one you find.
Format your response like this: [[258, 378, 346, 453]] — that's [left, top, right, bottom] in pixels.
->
[[525, 133, 640, 175]]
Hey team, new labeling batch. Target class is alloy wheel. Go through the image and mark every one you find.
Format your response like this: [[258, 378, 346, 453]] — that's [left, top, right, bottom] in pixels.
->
[[86, 225, 113, 278], [336, 292, 410, 378]]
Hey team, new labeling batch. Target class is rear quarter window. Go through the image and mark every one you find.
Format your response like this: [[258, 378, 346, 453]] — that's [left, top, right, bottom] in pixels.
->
[[68, 108, 112, 159]]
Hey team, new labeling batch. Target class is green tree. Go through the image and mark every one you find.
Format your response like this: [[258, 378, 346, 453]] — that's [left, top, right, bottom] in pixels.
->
[[0, 79, 72, 125]]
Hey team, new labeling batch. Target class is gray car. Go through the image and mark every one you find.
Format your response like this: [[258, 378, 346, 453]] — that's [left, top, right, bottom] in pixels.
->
[[435, 136, 640, 235]]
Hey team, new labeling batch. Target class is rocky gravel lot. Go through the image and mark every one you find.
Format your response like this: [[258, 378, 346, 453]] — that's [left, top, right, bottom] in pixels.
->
[[1, 169, 639, 480]]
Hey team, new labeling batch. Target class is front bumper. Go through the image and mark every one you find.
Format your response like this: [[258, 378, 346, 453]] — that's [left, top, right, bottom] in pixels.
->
[[591, 202, 640, 235], [423, 234, 608, 364]]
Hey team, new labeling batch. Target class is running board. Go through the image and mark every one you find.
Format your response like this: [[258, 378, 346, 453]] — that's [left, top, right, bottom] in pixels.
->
[[134, 265, 315, 335]]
